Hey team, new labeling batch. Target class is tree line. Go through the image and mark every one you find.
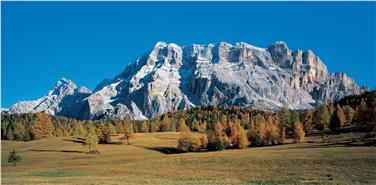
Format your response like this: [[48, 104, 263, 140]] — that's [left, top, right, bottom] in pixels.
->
[[2, 90, 375, 151]]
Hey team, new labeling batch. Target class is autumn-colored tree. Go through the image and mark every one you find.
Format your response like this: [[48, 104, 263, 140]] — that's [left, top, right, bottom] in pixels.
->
[[279, 126, 286, 144], [141, 120, 149, 133], [265, 116, 279, 145], [248, 114, 266, 146], [73, 121, 86, 136], [293, 121, 305, 143], [150, 119, 160, 132], [200, 134, 208, 149], [121, 123, 135, 145], [177, 118, 186, 131], [13, 123, 26, 141], [161, 115, 171, 132], [31, 113, 53, 140], [330, 104, 346, 130], [314, 105, 331, 131], [108, 124, 116, 135], [97, 122, 111, 144], [198, 120, 207, 133], [85, 123, 98, 152], [207, 121, 225, 151], [342, 105, 355, 125], [229, 120, 249, 149], [191, 118, 199, 132], [177, 126, 194, 152], [303, 108, 314, 132]]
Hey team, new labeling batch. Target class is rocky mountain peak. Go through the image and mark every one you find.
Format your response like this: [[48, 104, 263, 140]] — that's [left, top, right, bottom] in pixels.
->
[[48, 78, 78, 96], [8, 41, 361, 120]]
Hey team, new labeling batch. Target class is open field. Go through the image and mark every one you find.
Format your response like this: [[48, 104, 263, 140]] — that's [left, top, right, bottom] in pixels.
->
[[2, 132, 376, 185]]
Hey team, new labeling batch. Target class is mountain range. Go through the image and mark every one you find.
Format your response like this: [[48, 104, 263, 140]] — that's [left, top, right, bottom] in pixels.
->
[[8, 41, 362, 120]]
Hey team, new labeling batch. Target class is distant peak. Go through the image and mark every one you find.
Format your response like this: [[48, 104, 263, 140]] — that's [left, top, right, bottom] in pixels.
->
[[274, 40, 287, 45], [48, 78, 77, 96], [154, 41, 168, 48]]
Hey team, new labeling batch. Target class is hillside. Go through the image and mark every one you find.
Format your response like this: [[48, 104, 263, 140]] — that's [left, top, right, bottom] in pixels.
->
[[2, 132, 376, 185]]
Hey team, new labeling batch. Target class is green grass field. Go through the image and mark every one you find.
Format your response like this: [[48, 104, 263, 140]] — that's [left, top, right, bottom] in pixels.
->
[[2, 132, 375, 185]]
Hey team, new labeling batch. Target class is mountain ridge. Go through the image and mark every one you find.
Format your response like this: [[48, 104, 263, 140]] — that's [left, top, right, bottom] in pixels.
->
[[8, 41, 362, 120]]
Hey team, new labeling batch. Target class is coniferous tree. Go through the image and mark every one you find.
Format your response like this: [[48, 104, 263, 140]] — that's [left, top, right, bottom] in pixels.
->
[[314, 105, 331, 131], [330, 104, 346, 130], [85, 123, 98, 152], [161, 115, 171, 132], [121, 123, 135, 145], [207, 121, 225, 151], [177, 126, 194, 152], [13, 123, 26, 141], [279, 126, 286, 144], [265, 115, 279, 145], [303, 108, 314, 132], [31, 113, 53, 140], [355, 98, 368, 124], [97, 122, 110, 144], [229, 120, 249, 149], [141, 120, 149, 133], [343, 105, 355, 125], [248, 114, 266, 146], [281, 106, 291, 130], [293, 121, 305, 143]]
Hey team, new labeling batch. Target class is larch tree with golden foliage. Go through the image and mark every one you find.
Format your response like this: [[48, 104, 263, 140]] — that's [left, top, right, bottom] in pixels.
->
[[121, 123, 135, 145], [31, 113, 53, 140], [229, 120, 249, 149], [265, 115, 279, 145], [177, 125, 194, 152], [207, 121, 225, 151], [293, 121, 305, 143], [85, 123, 98, 152], [141, 120, 149, 133], [177, 118, 186, 131], [161, 115, 171, 132], [279, 126, 286, 144], [97, 122, 111, 144], [303, 108, 314, 132]]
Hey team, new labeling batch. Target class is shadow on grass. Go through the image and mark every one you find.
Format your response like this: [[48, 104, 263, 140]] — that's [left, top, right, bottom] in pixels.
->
[[62, 137, 85, 144], [142, 146, 186, 154], [139, 145, 249, 154], [63, 137, 124, 145], [30, 149, 85, 153]]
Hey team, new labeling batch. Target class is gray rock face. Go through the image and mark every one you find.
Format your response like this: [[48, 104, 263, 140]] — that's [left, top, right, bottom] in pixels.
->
[[8, 41, 362, 120], [9, 78, 92, 117]]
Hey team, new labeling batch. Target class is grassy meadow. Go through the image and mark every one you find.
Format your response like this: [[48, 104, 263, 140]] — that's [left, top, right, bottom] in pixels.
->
[[2, 132, 376, 185]]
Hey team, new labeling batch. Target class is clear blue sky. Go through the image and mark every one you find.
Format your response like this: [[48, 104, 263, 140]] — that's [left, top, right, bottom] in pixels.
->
[[2, 2, 375, 108]]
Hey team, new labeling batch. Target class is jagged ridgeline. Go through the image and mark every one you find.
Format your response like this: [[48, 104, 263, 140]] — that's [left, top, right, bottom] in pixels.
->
[[8, 41, 362, 120], [2, 90, 375, 141]]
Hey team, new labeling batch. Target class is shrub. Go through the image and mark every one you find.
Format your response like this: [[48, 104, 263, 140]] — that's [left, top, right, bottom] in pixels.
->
[[8, 150, 22, 166]]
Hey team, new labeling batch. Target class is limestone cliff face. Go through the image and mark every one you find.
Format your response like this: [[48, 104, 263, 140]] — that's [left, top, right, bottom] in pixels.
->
[[8, 41, 362, 120]]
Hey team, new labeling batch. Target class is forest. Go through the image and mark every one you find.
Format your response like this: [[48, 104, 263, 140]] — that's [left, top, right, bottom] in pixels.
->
[[2, 90, 375, 152]]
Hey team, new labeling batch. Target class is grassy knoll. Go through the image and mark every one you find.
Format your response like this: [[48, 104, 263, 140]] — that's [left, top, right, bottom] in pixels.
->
[[2, 132, 375, 185]]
